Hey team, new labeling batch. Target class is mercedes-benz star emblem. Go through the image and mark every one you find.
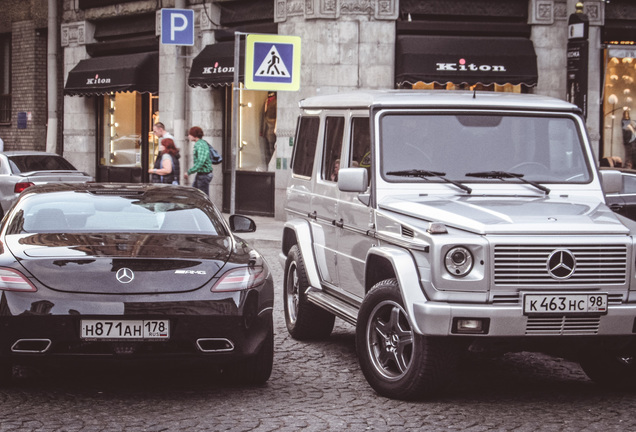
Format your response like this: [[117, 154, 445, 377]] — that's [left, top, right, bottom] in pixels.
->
[[116, 267, 135, 284], [547, 249, 576, 280]]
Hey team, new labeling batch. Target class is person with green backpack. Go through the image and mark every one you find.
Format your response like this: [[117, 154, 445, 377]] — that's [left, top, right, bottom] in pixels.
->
[[184, 126, 213, 197]]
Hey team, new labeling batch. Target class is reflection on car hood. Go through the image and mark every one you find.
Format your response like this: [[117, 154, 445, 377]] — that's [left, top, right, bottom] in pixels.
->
[[379, 195, 630, 235], [6, 233, 235, 294]]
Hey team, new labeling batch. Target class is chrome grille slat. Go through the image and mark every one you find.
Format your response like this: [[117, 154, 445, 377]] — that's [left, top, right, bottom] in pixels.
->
[[494, 244, 628, 286]]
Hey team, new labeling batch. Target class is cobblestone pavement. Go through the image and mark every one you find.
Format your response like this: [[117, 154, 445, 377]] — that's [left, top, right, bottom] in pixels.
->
[[1, 243, 636, 431]]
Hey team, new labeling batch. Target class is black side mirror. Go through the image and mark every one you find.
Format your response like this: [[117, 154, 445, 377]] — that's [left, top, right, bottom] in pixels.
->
[[229, 214, 256, 233]]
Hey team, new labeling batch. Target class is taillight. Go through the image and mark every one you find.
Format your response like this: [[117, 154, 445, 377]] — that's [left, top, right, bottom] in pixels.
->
[[0, 268, 37, 292], [14, 182, 34, 194], [211, 266, 266, 292]]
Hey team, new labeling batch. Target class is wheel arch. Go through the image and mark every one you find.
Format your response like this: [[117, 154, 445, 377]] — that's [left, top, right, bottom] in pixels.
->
[[365, 246, 428, 334], [281, 219, 322, 289]]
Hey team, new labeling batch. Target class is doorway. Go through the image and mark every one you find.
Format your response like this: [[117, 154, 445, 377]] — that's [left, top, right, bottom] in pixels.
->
[[222, 86, 276, 216]]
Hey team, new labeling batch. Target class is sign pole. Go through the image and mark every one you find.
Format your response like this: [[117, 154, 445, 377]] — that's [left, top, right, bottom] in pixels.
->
[[230, 32, 243, 215]]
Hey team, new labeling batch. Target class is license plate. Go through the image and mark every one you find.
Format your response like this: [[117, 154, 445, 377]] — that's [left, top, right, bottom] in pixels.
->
[[81, 320, 170, 340], [523, 294, 607, 315]]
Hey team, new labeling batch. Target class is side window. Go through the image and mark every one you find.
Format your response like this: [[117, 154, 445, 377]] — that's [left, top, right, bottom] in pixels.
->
[[322, 116, 345, 182], [291, 116, 320, 178], [350, 117, 371, 182], [623, 174, 636, 194]]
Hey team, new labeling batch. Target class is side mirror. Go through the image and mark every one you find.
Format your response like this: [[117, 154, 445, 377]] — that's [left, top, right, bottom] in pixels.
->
[[338, 167, 368, 193], [229, 214, 256, 233], [600, 169, 622, 195]]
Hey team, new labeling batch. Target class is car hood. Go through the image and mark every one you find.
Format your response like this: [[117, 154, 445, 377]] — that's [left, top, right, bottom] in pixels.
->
[[6, 233, 235, 294], [378, 194, 631, 235]]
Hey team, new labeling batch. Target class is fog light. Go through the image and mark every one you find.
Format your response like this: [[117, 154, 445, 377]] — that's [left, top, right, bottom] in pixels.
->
[[453, 318, 490, 334]]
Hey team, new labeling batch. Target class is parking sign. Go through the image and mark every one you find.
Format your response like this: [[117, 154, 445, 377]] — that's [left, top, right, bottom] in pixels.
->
[[161, 9, 194, 46]]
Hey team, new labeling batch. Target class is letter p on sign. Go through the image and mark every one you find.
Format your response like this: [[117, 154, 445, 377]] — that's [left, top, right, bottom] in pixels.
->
[[161, 8, 194, 46]]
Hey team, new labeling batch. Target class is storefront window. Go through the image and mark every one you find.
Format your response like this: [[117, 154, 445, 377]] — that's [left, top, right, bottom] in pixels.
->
[[238, 89, 277, 172], [602, 47, 636, 168], [101, 92, 143, 167]]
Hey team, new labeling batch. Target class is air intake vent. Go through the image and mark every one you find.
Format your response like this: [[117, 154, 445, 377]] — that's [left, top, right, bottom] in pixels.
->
[[401, 226, 414, 238], [526, 316, 600, 335]]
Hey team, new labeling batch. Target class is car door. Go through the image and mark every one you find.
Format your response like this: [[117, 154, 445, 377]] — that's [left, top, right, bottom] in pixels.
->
[[310, 115, 345, 288], [336, 115, 377, 300]]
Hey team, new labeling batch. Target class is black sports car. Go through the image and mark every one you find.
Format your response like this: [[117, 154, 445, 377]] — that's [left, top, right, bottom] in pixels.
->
[[0, 183, 274, 384]]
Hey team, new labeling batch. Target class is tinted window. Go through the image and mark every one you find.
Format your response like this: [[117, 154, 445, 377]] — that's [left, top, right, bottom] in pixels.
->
[[622, 174, 636, 194], [291, 116, 320, 178], [322, 117, 345, 182], [9, 155, 77, 173], [350, 117, 371, 182], [9, 191, 226, 235]]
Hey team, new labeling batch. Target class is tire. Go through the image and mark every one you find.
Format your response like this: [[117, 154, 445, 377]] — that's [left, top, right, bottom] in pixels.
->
[[283, 245, 335, 340], [580, 351, 636, 390], [356, 279, 457, 400], [225, 319, 274, 385]]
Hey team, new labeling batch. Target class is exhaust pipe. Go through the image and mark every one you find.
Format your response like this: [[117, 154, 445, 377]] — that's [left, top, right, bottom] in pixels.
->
[[11, 339, 52, 353], [196, 338, 234, 353]]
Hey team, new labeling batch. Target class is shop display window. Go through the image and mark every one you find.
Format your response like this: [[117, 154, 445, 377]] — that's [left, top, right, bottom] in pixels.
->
[[237, 88, 277, 172], [603, 48, 636, 168], [100, 92, 143, 167]]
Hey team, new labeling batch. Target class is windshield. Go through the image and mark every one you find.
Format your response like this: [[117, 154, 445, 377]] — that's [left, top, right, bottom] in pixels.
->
[[379, 112, 591, 184], [7, 191, 227, 235]]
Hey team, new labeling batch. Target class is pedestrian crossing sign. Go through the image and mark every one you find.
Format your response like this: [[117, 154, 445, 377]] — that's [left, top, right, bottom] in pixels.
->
[[245, 34, 301, 91]]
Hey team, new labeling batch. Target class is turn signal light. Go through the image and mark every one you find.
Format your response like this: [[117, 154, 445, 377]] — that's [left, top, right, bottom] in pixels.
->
[[14, 182, 35, 194], [211, 266, 266, 292], [0, 268, 37, 292]]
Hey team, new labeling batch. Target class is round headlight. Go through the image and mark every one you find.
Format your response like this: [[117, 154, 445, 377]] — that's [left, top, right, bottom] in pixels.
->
[[444, 246, 473, 277]]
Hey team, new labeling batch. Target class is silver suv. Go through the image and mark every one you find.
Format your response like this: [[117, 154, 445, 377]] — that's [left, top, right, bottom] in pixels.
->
[[281, 90, 636, 400]]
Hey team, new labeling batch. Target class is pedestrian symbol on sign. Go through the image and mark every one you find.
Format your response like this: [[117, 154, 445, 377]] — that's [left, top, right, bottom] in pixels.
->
[[256, 46, 290, 78], [246, 34, 301, 91]]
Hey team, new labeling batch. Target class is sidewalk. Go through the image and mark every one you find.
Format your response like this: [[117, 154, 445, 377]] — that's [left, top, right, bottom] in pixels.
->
[[223, 213, 283, 248]]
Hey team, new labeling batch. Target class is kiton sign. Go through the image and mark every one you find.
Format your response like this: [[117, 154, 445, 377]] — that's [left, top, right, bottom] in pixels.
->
[[436, 58, 507, 73], [203, 62, 234, 75], [86, 74, 111, 85]]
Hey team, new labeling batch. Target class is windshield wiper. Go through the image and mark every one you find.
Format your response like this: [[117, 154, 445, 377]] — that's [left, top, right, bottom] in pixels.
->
[[465, 171, 550, 195], [387, 169, 472, 194]]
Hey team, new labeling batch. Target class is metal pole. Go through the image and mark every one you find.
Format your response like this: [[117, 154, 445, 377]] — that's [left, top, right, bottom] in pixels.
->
[[45, 0, 58, 154], [230, 32, 242, 215]]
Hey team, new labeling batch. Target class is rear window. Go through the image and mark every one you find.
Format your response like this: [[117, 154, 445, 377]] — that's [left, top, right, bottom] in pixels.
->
[[7, 191, 227, 235], [9, 155, 77, 173]]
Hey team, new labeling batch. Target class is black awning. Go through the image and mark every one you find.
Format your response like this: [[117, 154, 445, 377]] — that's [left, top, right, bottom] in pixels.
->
[[188, 41, 245, 88], [395, 35, 538, 87], [64, 51, 158, 96]]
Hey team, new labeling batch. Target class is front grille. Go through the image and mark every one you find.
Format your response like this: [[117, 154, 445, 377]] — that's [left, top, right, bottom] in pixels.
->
[[526, 316, 600, 335], [494, 244, 627, 286]]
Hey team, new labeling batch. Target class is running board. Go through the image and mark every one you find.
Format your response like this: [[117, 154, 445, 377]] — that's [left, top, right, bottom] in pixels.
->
[[306, 287, 358, 325]]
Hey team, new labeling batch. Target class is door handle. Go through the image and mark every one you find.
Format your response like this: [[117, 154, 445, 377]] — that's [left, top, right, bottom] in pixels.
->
[[308, 211, 317, 220], [609, 203, 624, 212], [333, 218, 344, 228]]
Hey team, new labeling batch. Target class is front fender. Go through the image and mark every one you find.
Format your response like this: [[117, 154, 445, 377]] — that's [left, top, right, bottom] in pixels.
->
[[281, 219, 322, 290], [366, 246, 428, 335]]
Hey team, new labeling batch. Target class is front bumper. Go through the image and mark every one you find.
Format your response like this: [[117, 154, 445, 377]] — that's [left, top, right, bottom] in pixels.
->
[[413, 301, 636, 337]]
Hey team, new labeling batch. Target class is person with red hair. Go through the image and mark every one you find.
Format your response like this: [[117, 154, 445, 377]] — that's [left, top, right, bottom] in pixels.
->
[[148, 138, 180, 185]]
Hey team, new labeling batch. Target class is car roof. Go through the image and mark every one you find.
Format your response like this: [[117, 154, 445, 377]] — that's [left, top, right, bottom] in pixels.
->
[[19, 182, 208, 199], [1, 151, 64, 157], [298, 90, 581, 113]]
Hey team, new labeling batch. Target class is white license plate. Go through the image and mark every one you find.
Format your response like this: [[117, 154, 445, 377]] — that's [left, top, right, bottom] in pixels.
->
[[81, 320, 170, 340], [523, 294, 607, 315]]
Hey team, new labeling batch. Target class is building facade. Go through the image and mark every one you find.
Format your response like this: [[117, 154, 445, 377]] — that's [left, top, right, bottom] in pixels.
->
[[2, 0, 624, 218]]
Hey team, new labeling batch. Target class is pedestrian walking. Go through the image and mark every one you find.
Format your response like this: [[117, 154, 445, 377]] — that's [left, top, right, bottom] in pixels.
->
[[153, 122, 174, 145], [184, 126, 213, 196], [148, 138, 180, 185]]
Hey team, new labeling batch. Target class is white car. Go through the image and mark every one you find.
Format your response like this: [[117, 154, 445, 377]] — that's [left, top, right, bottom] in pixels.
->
[[0, 151, 94, 218]]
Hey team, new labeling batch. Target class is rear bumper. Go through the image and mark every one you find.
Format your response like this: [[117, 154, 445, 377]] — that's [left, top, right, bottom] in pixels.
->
[[413, 301, 636, 337]]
